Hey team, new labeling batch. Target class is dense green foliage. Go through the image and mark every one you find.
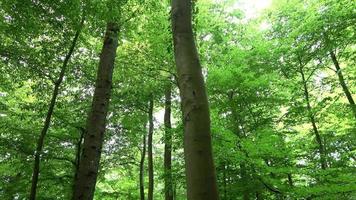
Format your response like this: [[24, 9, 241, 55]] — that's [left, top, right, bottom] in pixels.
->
[[0, 0, 355, 199]]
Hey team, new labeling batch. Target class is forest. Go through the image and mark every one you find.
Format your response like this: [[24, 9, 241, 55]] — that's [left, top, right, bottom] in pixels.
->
[[0, 0, 355, 199]]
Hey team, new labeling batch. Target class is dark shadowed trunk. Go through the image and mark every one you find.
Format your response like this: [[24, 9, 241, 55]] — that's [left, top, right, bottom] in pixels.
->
[[329, 50, 356, 119], [29, 18, 84, 200], [164, 82, 173, 200], [74, 128, 85, 180], [139, 127, 147, 200], [72, 128, 85, 200], [256, 191, 263, 200], [298, 62, 327, 170], [147, 98, 154, 200], [171, 0, 219, 199], [73, 22, 119, 200]]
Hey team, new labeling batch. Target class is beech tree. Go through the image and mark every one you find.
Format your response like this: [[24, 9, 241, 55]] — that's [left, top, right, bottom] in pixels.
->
[[72, 21, 119, 200], [171, 0, 219, 199]]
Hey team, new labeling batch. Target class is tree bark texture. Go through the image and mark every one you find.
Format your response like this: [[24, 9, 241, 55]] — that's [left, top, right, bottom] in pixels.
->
[[171, 0, 219, 199], [147, 98, 154, 200], [73, 22, 119, 200], [29, 17, 84, 200]]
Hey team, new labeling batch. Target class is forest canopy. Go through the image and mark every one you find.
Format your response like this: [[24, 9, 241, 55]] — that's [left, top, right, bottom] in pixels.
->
[[0, 0, 355, 199]]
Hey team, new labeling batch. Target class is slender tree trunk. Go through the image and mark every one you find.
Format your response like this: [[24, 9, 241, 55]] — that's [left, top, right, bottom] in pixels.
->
[[287, 173, 293, 187], [72, 128, 85, 200], [139, 127, 147, 200], [241, 163, 250, 200], [73, 22, 119, 200], [299, 64, 327, 170], [147, 98, 154, 200], [256, 191, 262, 200], [74, 128, 85, 181], [173, 183, 177, 200], [171, 0, 219, 199], [164, 82, 174, 200], [329, 50, 356, 119], [222, 163, 227, 200], [29, 18, 84, 200]]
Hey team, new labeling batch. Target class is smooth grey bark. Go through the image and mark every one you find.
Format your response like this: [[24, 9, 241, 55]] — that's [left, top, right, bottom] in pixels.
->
[[139, 128, 147, 200], [147, 98, 154, 200], [171, 0, 219, 199], [73, 22, 119, 200], [329, 50, 356, 119], [164, 82, 173, 200], [29, 18, 84, 200], [298, 62, 327, 170]]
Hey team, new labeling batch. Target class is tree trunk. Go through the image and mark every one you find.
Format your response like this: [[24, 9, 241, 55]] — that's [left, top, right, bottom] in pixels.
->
[[329, 50, 356, 119], [164, 82, 174, 200], [241, 163, 250, 200], [299, 64, 327, 170], [222, 163, 227, 200], [73, 22, 119, 200], [287, 173, 293, 187], [72, 128, 85, 200], [171, 0, 219, 199], [139, 126, 147, 200], [147, 97, 154, 200], [29, 18, 84, 200], [74, 128, 85, 181], [256, 191, 262, 200], [173, 182, 177, 200]]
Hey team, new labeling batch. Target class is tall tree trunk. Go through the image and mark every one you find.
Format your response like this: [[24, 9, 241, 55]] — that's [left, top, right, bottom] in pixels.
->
[[139, 127, 147, 200], [329, 50, 356, 119], [171, 0, 219, 199], [299, 64, 327, 170], [73, 22, 119, 200], [147, 98, 154, 200], [164, 82, 174, 200], [29, 18, 84, 200]]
